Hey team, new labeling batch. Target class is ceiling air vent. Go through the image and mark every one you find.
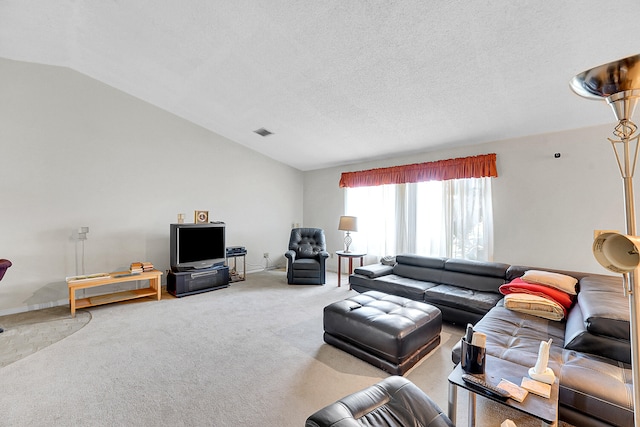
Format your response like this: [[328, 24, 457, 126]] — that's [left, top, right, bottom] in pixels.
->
[[254, 128, 273, 137]]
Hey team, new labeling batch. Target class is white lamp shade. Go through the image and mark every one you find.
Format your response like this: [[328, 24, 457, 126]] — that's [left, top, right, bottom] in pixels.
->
[[593, 232, 640, 273], [338, 216, 358, 232]]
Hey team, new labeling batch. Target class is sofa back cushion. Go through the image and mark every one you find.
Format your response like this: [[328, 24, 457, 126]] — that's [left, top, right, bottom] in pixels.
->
[[392, 255, 508, 293], [393, 255, 446, 283], [577, 275, 629, 341], [440, 259, 509, 293], [564, 301, 631, 364], [395, 254, 446, 268]]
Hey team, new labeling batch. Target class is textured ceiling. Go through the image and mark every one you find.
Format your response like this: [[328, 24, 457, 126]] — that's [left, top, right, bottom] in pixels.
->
[[2, 1, 640, 171]]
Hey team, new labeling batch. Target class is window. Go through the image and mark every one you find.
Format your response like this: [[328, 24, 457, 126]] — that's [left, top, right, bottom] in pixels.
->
[[345, 177, 493, 261]]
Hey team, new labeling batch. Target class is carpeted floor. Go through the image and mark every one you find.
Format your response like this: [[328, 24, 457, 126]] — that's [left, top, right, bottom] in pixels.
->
[[0, 306, 91, 368], [0, 270, 571, 426]]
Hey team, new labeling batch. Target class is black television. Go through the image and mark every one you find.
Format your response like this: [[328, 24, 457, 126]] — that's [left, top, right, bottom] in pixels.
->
[[170, 222, 226, 272]]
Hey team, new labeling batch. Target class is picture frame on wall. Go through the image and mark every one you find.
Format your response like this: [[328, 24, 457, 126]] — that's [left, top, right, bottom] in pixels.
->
[[194, 210, 209, 224]]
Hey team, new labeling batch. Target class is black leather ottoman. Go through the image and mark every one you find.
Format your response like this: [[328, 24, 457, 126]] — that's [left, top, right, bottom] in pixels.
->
[[305, 376, 454, 427], [323, 290, 442, 375]]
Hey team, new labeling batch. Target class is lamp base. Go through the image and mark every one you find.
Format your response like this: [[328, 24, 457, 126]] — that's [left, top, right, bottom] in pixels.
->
[[344, 233, 353, 253]]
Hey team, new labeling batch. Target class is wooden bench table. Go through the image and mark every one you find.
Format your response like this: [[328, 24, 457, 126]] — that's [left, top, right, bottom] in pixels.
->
[[67, 270, 163, 317]]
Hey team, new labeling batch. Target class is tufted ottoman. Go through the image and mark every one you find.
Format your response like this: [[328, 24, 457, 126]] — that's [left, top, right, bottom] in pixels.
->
[[323, 290, 442, 375]]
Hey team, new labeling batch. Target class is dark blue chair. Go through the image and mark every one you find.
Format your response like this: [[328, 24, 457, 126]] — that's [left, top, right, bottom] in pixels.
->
[[285, 228, 329, 285]]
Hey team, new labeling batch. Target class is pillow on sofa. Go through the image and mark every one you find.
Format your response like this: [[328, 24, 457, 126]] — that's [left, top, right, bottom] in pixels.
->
[[521, 270, 578, 295], [504, 293, 565, 321], [380, 256, 396, 266], [500, 278, 574, 311]]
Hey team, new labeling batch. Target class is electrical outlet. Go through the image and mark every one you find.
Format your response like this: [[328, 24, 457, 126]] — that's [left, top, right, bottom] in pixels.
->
[[263, 252, 269, 258]]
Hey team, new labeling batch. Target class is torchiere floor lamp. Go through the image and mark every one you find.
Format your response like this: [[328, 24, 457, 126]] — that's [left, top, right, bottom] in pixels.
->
[[571, 54, 640, 427]]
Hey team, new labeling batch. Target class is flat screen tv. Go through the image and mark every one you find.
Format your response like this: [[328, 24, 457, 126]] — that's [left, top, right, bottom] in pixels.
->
[[170, 223, 226, 272]]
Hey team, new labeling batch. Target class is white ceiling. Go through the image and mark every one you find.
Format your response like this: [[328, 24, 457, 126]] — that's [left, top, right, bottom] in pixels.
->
[[2, 1, 640, 171]]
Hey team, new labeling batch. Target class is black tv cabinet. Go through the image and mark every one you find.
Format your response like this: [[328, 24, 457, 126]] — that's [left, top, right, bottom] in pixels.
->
[[167, 265, 229, 297]]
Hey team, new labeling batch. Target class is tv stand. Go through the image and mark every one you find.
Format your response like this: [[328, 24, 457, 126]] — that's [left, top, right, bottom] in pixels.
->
[[167, 265, 229, 297]]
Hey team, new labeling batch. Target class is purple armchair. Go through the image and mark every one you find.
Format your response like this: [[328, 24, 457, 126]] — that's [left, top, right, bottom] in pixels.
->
[[0, 259, 12, 333]]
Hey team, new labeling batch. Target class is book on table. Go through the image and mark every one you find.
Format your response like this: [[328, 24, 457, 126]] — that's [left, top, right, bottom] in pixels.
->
[[497, 379, 528, 403], [520, 377, 552, 399]]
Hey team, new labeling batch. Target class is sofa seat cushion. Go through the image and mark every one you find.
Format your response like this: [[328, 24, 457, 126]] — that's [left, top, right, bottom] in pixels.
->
[[424, 284, 502, 314], [452, 301, 566, 372], [292, 258, 321, 270], [360, 275, 437, 301], [577, 275, 629, 340], [452, 302, 633, 427]]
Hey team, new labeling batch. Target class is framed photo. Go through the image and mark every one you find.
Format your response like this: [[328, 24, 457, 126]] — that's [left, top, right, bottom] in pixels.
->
[[194, 210, 209, 224]]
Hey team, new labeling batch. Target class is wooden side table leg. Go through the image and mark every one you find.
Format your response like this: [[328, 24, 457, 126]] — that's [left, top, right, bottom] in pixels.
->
[[152, 277, 161, 300], [337, 255, 342, 287], [69, 288, 76, 318]]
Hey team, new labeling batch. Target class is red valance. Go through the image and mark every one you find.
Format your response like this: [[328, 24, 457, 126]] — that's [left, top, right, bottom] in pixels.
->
[[339, 153, 497, 188]]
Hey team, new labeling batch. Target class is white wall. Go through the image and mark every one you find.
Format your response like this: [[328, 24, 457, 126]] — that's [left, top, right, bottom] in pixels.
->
[[0, 57, 628, 315], [0, 58, 302, 314], [305, 125, 627, 274]]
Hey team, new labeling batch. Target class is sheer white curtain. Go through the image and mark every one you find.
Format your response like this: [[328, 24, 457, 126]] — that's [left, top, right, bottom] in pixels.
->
[[345, 177, 493, 261], [344, 184, 397, 256]]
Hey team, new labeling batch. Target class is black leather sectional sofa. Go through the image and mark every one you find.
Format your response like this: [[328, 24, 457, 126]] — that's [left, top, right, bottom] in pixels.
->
[[349, 254, 632, 427]]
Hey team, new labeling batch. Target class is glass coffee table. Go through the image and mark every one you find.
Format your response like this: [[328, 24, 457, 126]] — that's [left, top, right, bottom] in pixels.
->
[[448, 354, 559, 426]]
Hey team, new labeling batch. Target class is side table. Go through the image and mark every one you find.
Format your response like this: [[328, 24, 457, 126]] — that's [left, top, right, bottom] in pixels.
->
[[335, 250, 366, 287], [226, 252, 246, 282], [448, 355, 559, 426]]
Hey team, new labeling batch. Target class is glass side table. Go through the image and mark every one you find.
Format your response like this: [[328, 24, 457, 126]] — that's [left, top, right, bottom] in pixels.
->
[[448, 354, 559, 427]]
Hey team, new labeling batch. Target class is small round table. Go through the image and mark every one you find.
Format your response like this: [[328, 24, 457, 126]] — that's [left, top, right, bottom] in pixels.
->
[[336, 251, 366, 287]]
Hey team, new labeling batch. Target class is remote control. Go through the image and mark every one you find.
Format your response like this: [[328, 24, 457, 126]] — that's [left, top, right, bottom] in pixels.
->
[[461, 373, 511, 400]]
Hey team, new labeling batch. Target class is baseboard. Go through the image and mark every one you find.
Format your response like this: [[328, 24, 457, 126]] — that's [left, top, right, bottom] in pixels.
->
[[0, 298, 69, 317], [0, 270, 291, 316]]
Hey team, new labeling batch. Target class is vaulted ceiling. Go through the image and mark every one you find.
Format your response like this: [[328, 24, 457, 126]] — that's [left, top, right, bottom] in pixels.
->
[[1, 1, 639, 170]]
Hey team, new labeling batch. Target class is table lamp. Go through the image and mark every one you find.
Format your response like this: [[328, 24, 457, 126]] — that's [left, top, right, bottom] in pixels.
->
[[338, 216, 358, 253]]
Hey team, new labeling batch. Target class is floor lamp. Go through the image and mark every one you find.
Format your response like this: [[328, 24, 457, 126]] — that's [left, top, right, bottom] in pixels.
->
[[571, 53, 640, 427]]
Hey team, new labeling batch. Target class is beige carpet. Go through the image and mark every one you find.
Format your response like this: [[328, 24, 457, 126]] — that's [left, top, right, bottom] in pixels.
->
[[0, 270, 572, 426]]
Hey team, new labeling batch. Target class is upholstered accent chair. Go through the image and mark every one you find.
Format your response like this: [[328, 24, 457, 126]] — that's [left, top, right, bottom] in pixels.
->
[[285, 228, 329, 285]]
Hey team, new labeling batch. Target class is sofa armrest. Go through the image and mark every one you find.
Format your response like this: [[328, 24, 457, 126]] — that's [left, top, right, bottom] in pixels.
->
[[353, 263, 393, 278], [284, 250, 296, 261]]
